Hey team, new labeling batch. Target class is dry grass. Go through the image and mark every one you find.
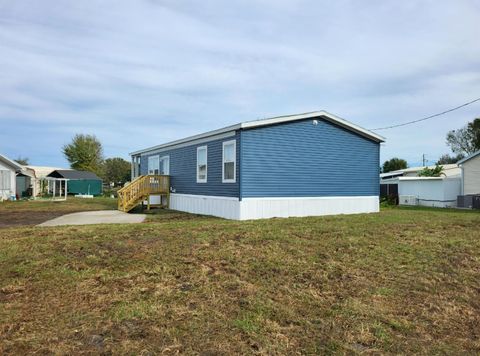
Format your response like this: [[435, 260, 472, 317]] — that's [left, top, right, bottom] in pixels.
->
[[0, 201, 479, 354]]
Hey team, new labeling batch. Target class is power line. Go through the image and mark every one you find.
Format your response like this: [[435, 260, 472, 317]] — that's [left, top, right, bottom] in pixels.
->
[[370, 97, 480, 131]]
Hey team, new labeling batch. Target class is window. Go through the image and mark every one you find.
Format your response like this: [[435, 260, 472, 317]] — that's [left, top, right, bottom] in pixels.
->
[[222, 140, 236, 183], [159, 156, 170, 175], [197, 146, 207, 183], [0, 170, 11, 190], [148, 155, 169, 175], [148, 155, 159, 175], [132, 156, 141, 178]]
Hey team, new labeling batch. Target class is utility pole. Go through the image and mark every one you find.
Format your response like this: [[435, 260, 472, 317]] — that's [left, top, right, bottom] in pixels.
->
[[422, 154, 426, 167]]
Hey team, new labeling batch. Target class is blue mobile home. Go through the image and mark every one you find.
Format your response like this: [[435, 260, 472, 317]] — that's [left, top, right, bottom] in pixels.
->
[[130, 111, 385, 220]]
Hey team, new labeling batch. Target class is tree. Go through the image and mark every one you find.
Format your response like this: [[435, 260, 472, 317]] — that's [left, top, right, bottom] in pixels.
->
[[63, 134, 104, 176], [446, 118, 480, 155], [418, 164, 444, 177], [103, 158, 131, 186], [14, 157, 29, 165], [382, 158, 408, 173], [436, 153, 465, 165]]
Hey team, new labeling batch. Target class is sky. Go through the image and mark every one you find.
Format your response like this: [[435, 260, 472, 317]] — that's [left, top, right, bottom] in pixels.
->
[[1, 0, 479, 168]]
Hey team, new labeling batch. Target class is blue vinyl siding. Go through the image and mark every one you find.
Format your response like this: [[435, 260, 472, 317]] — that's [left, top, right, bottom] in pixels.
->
[[240, 118, 380, 198], [140, 134, 240, 197]]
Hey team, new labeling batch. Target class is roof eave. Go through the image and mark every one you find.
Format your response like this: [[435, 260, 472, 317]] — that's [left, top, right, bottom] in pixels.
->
[[0, 154, 24, 171], [130, 123, 241, 156], [398, 176, 445, 181], [320, 111, 385, 143], [457, 150, 480, 165], [238, 111, 385, 142], [130, 110, 385, 156]]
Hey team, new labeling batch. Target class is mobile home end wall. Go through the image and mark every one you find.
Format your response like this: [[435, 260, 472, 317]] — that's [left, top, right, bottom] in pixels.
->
[[240, 118, 380, 198]]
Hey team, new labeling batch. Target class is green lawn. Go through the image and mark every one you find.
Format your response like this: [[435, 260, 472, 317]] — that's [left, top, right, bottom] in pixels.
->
[[0, 196, 117, 213], [0, 200, 479, 354]]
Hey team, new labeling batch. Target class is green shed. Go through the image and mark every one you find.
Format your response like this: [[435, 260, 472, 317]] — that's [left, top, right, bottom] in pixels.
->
[[47, 170, 103, 196]]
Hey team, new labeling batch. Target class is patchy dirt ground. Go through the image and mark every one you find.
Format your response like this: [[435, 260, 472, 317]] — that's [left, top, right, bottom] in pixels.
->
[[0, 210, 68, 227], [0, 198, 117, 228]]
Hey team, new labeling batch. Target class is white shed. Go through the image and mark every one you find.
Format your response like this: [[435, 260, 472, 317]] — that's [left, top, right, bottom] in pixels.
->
[[0, 154, 23, 201], [398, 176, 461, 208]]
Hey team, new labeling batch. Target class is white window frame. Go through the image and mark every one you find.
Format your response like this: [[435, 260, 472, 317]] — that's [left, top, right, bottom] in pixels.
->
[[148, 155, 159, 175], [0, 170, 12, 190], [159, 155, 170, 175], [148, 155, 170, 175], [132, 155, 141, 179], [196, 146, 207, 183], [222, 140, 236, 183]]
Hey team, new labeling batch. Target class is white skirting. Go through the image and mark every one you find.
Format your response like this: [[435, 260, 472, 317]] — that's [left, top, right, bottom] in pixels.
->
[[170, 194, 379, 220], [170, 193, 241, 220]]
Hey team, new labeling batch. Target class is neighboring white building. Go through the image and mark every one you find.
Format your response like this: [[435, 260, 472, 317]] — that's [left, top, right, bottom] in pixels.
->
[[0, 156, 70, 200], [397, 176, 461, 208], [380, 164, 462, 208], [457, 151, 480, 195], [23, 166, 65, 197], [0, 154, 23, 200], [380, 164, 461, 180], [25, 166, 65, 179]]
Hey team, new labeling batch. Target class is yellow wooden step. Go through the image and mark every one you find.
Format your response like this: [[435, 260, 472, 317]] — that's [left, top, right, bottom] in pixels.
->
[[117, 175, 170, 212]]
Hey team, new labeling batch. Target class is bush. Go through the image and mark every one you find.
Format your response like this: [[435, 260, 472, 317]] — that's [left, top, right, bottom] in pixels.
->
[[103, 188, 120, 198], [381, 195, 398, 207], [418, 165, 444, 177]]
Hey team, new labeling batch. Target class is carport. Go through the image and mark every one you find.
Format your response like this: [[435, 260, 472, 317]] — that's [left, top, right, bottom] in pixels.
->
[[47, 170, 103, 196]]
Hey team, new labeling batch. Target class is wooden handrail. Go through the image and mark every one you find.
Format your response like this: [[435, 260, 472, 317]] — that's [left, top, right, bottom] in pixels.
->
[[117, 175, 144, 194], [117, 175, 170, 212]]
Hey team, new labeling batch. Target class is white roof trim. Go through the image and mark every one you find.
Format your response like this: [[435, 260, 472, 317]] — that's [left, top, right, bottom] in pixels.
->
[[240, 111, 385, 142], [0, 153, 23, 171], [130, 126, 239, 156], [139, 131, 235, 157], [457, 150, 480, 165], [398, 176, 443, 181], [130, 111, 385, 156], [398, 176, 459, 181]]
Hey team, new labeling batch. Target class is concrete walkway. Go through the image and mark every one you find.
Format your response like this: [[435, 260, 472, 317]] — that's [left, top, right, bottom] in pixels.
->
[[38, 210, 146, 227]]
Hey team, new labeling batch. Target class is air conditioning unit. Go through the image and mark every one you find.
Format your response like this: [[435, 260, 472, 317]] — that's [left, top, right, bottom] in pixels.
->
[[458, 195, 480, 209], [399, 195, 418, 206]]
